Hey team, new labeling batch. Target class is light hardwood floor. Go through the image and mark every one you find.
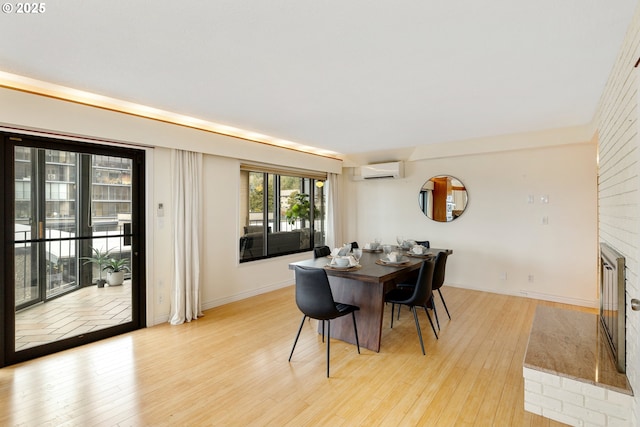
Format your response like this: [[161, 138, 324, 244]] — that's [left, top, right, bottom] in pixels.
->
[[0, 285, 581, 426]]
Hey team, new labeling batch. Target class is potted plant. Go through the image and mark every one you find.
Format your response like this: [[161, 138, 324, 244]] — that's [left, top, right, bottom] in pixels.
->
[[80, 247, 112, 288], [103, 258, 131, 286], [284, 192, 320, 225]]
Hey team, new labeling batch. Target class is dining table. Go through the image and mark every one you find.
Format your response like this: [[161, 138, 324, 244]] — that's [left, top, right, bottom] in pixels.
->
[[288, 247, 453, 352]]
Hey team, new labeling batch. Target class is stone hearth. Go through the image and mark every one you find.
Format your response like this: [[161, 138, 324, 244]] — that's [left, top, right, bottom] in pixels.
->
[[523, 305, 632, 426]]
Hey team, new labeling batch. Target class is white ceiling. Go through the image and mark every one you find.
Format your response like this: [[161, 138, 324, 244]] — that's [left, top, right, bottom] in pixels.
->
[[0, 1, 637, 157]]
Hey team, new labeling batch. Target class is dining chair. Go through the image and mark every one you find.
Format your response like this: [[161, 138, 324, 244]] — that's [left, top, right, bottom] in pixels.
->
[[313, 245, 331, 258], [415, 240, 430, 248], [396, 251, 449, 330], [288, 266, 360, 377], [431, 250, 451, 322], [406, 255, 440, 335], [384, 259, 437, 354], [350, 241, 359, 249]]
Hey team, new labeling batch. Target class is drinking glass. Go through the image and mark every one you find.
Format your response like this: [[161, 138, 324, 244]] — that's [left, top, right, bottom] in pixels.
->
[[396, 235, 404, 246], [352, 248, 362, 265], [339, 243, 351, 256]]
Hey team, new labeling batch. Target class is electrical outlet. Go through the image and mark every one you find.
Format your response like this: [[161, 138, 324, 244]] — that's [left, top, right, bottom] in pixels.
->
[[158, 294, 163, 304], [528, 274, 534, 283]]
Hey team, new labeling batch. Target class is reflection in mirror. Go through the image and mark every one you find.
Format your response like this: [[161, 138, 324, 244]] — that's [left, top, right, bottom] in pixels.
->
[[418, 175, 468, 222]]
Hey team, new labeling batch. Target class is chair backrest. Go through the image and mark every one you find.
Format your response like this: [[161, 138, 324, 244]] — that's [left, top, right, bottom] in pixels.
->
[[432, 251, 448, 291], [415, 240, 430, 248], [407, 259, 435, 306], [294, 266, 340, 320], [350, 241, 359, 249], [313, 246, 331, 258]]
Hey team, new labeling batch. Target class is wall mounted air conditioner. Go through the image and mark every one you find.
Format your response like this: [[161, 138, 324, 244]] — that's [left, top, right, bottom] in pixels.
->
[[360, 161, 404, 179]]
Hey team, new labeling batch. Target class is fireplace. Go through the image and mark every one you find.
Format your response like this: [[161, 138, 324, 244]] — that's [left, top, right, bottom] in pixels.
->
[[599, 242, 626, 373]]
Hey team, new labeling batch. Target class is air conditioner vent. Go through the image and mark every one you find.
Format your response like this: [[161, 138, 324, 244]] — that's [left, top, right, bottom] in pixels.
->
[[359, 161, 404, 179]]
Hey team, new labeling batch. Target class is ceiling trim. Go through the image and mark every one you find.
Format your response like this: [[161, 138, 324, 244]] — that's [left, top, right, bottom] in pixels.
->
[[0, 71, 343, 161]]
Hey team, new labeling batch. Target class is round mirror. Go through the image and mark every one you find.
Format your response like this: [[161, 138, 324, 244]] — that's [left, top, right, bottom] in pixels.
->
[[418, 175, 468, 222]]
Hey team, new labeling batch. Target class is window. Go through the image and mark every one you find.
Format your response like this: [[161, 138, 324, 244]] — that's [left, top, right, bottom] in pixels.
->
[[239, 166, 326, 262]]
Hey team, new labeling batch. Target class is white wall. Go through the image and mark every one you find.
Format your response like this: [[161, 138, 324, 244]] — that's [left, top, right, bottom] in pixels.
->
[[596, 3, 640, 424], [343, 141, 598, 306]]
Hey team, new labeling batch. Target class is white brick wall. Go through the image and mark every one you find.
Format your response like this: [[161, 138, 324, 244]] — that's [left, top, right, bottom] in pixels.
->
[[524, 367, 633, 426], [596, 3, 640, 425]]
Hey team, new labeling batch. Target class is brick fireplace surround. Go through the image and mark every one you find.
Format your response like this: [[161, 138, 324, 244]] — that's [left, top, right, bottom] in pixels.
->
[[523, 305, 633, 426]]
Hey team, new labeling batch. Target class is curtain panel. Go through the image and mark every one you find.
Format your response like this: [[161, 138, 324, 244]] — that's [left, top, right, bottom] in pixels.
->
[[169, 149, 203, 325], [326, 172, 343, 249]]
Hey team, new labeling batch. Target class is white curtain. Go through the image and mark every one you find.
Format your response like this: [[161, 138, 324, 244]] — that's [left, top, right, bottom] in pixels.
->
[[169, 149, 203, 325], [326, 172, 343, 249]]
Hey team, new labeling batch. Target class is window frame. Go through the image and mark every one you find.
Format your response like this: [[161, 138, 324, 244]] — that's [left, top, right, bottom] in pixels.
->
[[240, 165, 326, 263]]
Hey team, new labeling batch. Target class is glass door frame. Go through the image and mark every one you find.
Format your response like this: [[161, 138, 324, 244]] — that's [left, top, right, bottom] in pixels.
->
[[1, 132, 147, 367]]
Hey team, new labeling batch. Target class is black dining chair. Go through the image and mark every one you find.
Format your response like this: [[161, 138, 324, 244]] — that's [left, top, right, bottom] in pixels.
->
[[396, 251, 449, 330], [349, 241, 359, 249], [313, 245, 331, 258], [288, 266, 360, 377], [431, 250, 451, 323], [385, 259, 437, 354]]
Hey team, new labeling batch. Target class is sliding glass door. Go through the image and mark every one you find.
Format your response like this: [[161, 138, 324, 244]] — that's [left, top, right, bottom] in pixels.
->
[[2, 133, 146, 367]]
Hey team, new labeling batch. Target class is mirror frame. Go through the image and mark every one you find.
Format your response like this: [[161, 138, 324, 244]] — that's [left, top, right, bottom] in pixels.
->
[[418, 175, 468, 222]]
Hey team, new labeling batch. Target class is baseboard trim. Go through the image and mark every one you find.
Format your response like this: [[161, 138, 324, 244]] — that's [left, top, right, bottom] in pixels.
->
[[201, 279, 293, 311], [445, 283, 597, 308]]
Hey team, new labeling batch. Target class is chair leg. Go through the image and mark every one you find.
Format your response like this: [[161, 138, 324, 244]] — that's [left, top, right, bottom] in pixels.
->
[[431, 295, 440, 330], [352, 311, 361, 354], [423, 305, 438, 339], [321, 320, 325, 342], [397, 304, 401, 320], [326, 320, 331, 377], [438, 289, 451, 319], [390, 303, 395, 328], [289, 315, 307, 362], [411, 306, 426, 355]]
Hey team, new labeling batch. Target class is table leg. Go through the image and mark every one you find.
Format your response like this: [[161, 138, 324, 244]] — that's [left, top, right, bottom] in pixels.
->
[[321, 276, 385, 352]]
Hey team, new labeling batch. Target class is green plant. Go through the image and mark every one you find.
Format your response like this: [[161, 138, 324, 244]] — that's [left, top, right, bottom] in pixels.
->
[[284, 192, 320, 225], [80, 247, 113, 283], [103, 258, 131, 273]]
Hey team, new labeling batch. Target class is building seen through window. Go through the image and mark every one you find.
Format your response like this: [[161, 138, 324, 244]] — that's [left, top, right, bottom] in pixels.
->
[[14, 148, 133, 306]]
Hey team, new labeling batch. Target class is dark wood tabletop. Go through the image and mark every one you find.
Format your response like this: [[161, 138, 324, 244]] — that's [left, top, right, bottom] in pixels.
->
[[289, 248, 451, 279], [289, 250, 420, 282]]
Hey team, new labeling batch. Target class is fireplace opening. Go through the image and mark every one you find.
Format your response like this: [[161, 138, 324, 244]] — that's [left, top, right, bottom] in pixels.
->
[[599, 242, 626, 373]]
